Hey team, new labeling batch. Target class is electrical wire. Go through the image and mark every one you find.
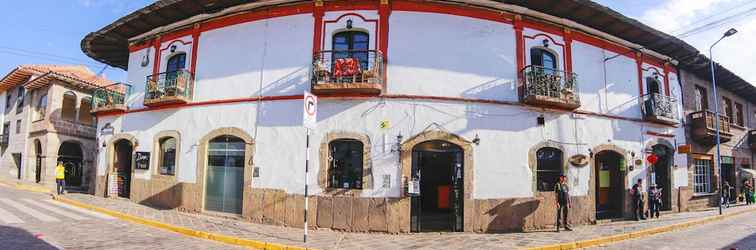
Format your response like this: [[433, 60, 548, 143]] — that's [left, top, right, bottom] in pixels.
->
[[676, 7, 756, 38], [669, 1, 756, 35]]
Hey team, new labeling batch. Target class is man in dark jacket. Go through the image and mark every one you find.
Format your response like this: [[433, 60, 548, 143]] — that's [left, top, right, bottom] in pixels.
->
[[631, 179, 646, 221], [555, 175, 572, 232]]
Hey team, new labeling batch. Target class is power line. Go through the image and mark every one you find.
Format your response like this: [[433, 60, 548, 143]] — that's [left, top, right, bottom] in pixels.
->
[[670, 1, 756, 34], [0, 45, 98, 66], [676, 7, 756, 38], [0, 49, 103, 68]]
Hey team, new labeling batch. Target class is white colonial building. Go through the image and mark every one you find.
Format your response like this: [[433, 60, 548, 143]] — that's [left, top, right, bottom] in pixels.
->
[[81, 0, 754, 233]]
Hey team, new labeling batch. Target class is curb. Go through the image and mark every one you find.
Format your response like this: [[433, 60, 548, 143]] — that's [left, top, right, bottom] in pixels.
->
[[52, 195, 314, 250], [0, 179, 52, 194], [526, 207, 756, 250]]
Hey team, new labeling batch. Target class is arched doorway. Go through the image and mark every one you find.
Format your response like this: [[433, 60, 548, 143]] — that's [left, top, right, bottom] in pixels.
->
[[114, 139, 133, 198], [34, 140, 42, 183], [651, 144, 674, 210], [58, 141, 84, 188], [204, 135, 245, 214], [595, 150, 625, 219], [410, 140, 464, 232]]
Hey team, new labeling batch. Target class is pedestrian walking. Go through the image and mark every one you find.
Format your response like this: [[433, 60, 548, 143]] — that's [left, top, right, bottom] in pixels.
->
[[554, 175, 572, 232], [55, 161, 65, 195], [744, 180, 753, 205], [723, 181, 731, 208], [631, 179, 646, 221], [648, 185, 662, 219]]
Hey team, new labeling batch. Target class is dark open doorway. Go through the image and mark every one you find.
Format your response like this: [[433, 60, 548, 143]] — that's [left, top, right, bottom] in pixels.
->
[[114, 139, 133, 198], [410, 140, 464, 232], [34, 140, 42, 183], [595, 150, 625, 220], [13, 153, 23, 181], [651, 144, 673, 210], [58, 141, 84, 188]]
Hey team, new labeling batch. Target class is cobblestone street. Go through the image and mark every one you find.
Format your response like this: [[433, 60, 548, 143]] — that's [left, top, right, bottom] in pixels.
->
[[0, 185, 242, 250]]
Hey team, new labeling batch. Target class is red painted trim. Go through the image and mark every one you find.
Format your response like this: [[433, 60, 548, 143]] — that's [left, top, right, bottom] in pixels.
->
[[646, 131, 675, 138], [514, 16, 525, 99], [379, 1, 391, 92], [521, 19, 562, 37], [643, 56, 664, 69], [392, 0, 513, 24], [200, 3, 312, 33], [159, 39, 192, 52], [321, 13, 379, 51], [128, 42, 151, 52], [151, 37, 161, 77], [572, 32, 634, 58], [524, 33, 567, 71], [663, 64, 672, 96], [563, 29, 573, 74], [524, 33, 565, 47], [312, 3, 324, 54], [323, 0, 378, 11], [635, 52, 644, 96], [190, 25, 201, 74]]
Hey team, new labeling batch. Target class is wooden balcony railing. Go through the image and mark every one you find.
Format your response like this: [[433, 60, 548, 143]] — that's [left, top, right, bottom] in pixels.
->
[[749, 130, 755, 152], [311, 50, 384, 95], [521, 65, 580, 109], [641, 93, 679, 125], [145, 69, 194, 106], [690, 110, 732, 144], [91, 82, 132, 114]]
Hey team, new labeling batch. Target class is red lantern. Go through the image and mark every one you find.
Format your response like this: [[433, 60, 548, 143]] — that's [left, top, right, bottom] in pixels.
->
[[647, 154, 658, 165]]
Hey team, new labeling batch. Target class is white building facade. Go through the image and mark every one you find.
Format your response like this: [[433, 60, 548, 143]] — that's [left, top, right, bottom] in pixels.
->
[[84, 0, 710, 233]]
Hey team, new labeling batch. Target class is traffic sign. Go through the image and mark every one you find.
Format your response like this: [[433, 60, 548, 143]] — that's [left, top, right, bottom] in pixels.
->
[[303, 91, 317, 129]]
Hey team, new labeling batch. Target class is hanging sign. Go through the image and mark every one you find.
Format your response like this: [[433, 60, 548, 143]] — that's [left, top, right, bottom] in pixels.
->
[[408, 179, 420, 196], [647, 154, 658, 165], [677, 144, 691, 154], [569, 154, 589, 167], [302, 91, 318, 129], [135, 152, 150, 170]]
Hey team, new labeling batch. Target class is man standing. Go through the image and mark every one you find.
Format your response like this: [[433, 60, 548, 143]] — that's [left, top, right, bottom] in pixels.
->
[[554, 175, 572, 232], [631, 179, 645, 221], [648, 185, 661, 219], [723, 181, 732, 208], [55, 161, 65, 195]]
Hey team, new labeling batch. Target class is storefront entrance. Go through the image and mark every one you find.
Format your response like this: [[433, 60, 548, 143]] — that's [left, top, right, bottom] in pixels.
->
[[410, 140, 463, 232], [595, 150, 625, 220], [204, 135, 245, 214], [651, 144, 673, 210], [58, 141, 84, 188], [114, 139, 133, 198]]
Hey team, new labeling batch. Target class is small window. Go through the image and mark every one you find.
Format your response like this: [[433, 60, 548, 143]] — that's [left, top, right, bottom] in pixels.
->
[[2, 122, 9, 135], [16, 87, 24, 114], [36, 94, 47, 121], [328, 139, 364, 189], [333, 31, 370, 70], [536, 147, 563, 192], [734, 102, 744, 126], [15, 120, 21, 134], [530, 47, 557, 71], [5, 89, 12, 112], [158, 137, 177, 176], [722, 97, 733, 121], [166, 53, 186, 73], [694, 159, 713, 194], [61, 91, 77, 121], [694, 86, 708, 111], [78, 98, 93, 125]]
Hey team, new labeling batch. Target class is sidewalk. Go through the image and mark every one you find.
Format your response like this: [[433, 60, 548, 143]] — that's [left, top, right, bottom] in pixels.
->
[[52, 193, 756, 250], [0, 175, 52, 193]]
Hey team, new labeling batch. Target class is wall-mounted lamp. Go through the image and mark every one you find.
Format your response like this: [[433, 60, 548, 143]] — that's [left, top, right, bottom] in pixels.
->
[[102, 141, 107, 148], [537, 114, 545, 126], [140, 48, 150, 67], [652, 72, 660, 80], [346, 19, 353, 29], [588, 148, 593, 158], [631, 151, 636, 158], [472, 134, 480, 145], [170, 45, 177, 53], [542, 39, 549, 48]]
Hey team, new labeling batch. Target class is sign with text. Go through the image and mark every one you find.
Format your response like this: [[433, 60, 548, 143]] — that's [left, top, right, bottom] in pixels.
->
[[302, 91, 318, 129], [135, 152, 150, 170]]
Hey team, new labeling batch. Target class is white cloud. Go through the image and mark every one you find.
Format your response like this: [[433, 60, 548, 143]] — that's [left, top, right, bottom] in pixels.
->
[[637, 0, 756, 85]]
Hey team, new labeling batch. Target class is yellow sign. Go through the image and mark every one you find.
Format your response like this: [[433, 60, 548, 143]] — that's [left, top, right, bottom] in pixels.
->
[[379, 120, 390, 129]]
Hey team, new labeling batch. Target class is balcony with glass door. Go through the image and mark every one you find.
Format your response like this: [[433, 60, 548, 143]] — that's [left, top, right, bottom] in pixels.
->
[[144, 69, 194, 106], [520, 65, 580, 109], [311, 50, 384, 95], [91, 83, 132, 114], [689, 110, 732, 144], [641, 93, 679, 125]]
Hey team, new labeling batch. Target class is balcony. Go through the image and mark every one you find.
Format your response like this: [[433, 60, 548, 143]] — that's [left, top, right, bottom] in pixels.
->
[[749, 130, 755, 152], [144, 70, 194, 106], [311, 50, 384, 95], [91, 83, 132, 114], [0, 134, 7, 147], [690, 110, 732, 144], [521, 65, 580, 110], [641, 93, 679, 125]]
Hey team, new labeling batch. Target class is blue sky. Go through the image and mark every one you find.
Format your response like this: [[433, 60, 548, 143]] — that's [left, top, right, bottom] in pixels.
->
[[0, 0, 753, 85]]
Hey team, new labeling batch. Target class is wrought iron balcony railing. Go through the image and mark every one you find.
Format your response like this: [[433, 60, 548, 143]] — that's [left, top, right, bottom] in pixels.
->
[[311, 50, 384, 95], [92, 83, 132, 114], [521, 65, 580, 109], [641, 93, 678, 124], [145, 69, 194, 106], [690, 110, 732, 144]]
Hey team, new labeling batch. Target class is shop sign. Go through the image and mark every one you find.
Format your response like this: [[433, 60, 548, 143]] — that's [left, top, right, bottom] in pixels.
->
[[568, 154, 589, 167], [135, 152, 150, 170], [677, 144, 691, 154], [408, 179, 420, 196]]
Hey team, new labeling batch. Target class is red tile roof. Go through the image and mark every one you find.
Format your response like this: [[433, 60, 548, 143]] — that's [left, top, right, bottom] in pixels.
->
[[0, 64, 114, 92]]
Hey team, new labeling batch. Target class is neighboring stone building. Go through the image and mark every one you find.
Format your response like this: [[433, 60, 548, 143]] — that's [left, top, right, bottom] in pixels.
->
[[679, 68, 756, 210], [0, 65, 112, 192]]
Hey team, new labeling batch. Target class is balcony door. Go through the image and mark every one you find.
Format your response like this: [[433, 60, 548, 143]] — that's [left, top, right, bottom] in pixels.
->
[[530, 48, 557, 72], [166, 53, 186, 73], [333, 31, 369, 70]]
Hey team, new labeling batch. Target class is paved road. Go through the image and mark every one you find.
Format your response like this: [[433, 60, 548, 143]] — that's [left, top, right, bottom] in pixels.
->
[[0, 185, 242, 250], [590, 209, 756, 250]]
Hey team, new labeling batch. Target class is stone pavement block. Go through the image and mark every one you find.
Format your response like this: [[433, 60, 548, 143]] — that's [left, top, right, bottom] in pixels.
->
[[368, 198, 387, 232], [317, 196, 332, 228], [332, 196, 352, 230], [352, 198, 369, 232]]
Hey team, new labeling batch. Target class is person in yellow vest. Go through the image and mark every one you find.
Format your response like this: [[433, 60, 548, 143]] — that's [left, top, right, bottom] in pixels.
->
[[55, 161, 65, 195]]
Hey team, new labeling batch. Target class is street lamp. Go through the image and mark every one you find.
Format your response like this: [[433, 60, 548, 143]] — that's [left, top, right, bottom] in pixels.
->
[[709, 28, 737, 215]]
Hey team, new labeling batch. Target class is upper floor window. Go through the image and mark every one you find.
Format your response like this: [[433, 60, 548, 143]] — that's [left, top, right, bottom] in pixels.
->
[[36, 94, 47, 121], [78, 97, 93, 125], [166, 53, 186, 73], [733, 102, 744, 127], [333, 31, 369, 70], [694, 86, 708, 111], [159, 137, 177, 176], [536, 147, 563, 192], [15, 120, 21, 134], [530, 47, 557, 71], [2, 122, 8, 136], [647, 77, 661, 95], [61, 91, 77, 121], [5, 89, 12, 112], [16, 87, 24, 114], [722, 97, 733, 120], [328, 139, 364, 189]]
